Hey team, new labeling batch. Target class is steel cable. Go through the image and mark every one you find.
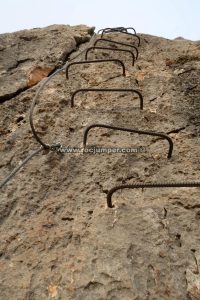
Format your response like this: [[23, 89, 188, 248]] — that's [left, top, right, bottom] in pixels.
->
[[29, 31, 97, 149], [0, 147, 43, 189]]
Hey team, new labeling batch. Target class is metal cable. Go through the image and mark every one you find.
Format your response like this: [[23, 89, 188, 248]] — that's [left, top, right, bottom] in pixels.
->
[[29, 31, 97, 149], [0, 147, 43, 189]]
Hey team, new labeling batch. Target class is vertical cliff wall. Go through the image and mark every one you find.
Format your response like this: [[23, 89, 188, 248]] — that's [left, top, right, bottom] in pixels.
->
[[0, 25, 200, 299]]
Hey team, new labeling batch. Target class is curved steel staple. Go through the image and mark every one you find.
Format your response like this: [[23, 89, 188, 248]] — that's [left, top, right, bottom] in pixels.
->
[[101, 31, 140, 47], [94, 38, 139, 60], [101, 28, 128, 34], [83, 124, 173, 158], [70, 88, 143, 109], [66, 59, 126, 79], [85, 46, 135, 66], [0, 147, 43, 189], [98, 27, 137, 35], [125, 27, 137, 34], [107, 182, 200, 208], [102, 27, 136, 35], [98, 27, 128, 34]]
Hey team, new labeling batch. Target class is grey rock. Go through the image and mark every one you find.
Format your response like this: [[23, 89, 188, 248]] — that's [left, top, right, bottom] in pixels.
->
[[0, 24, 93, 102], [0, 28, 200, 300]]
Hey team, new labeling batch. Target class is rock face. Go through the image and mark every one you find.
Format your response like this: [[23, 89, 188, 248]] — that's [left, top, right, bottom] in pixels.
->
[[0, 25, 200, 300], [0, 24, 92, 102]]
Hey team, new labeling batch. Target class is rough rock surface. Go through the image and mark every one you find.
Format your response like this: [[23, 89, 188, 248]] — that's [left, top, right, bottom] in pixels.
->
[[0, 26, 200, 300], [0, 24, 92, 102]]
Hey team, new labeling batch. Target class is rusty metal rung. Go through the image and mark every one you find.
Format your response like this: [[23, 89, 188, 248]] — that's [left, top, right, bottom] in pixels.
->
[[94, 38, 139, 59], [98, 27, 128, 34], [101, 30, 140, 47], [70, 88, 143, 109], [65, 59, 126, 79], [98, 27, 137, 35], [83, 124, 173, 159], [106, 183, 200, 208], [85, 46, 135, 66]]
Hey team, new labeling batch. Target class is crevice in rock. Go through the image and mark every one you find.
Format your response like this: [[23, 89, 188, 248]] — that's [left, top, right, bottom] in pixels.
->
[[175, 233, 182, 247], [0, 86, 30, 104], [150, 126, 187, 144], [90, 74, 122, 88], [48, 33, 93, 76], [0, 32, 93, 104], [167, 127, 186, 134], [61, 216, 74, 221], [84, 281, 104, 290], [191, 249, 199, 274], [0, 154, 14, 169], [7, 58, 34, 72], [178, 68, 196, 76], [122, 176, 135, 183], [147, 264, 156, 295], [163, 207, 168, 218], [173, 201, 200, 210], [185, 85, 198, 93], [0, 200, 17, 225], [120, 174, 140, 184], [47, 47, 77, 76], [149, 97, 157, 102], [95, 182, 108, 194]]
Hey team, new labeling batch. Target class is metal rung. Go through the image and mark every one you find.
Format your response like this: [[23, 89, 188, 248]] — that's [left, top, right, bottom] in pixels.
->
[[85, 46, 135, 65], [83, 124, 173, 159], [101, 31, 140, 47], [70, 88, 143, 109], [107, 182, 200, 208], [98, 27, 137, 35], [66, 59, 126, 79], [94, 38, 139, 59]]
